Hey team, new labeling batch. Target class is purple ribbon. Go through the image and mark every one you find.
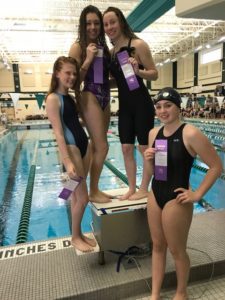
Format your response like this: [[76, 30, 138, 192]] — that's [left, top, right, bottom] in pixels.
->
[[94, 46, 103, 84], [58, 177, 83, 200], [59, 188, 72, 200], [154, 139, 167, 181], [117, 50, 139, 91]]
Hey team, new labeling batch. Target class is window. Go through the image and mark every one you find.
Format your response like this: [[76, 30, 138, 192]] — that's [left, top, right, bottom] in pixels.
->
[[200, 45, 222, 65]]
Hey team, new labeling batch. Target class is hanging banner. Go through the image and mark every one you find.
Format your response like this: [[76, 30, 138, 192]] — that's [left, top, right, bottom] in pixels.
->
[[9, 93, 20, 107], [217, 96, 224, 107], [181, 97, 188, 109], [35, 94, 45, 109], [25, 104, 29, 109]]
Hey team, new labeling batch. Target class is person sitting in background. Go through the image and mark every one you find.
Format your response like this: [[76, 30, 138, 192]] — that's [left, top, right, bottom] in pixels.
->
[[221, 102, 225, 119], [0, 112, 7, 127]]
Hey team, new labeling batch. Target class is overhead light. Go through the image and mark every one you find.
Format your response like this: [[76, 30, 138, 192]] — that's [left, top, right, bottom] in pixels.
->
[[195, 45, 203, 51], [3, 57, 8, 66], [193, 32, 200, 38], [205, 44, 211, 49], [45, 70, 52, 74], [24, 69, 33, 74], [164, 58, 171, 63], [171, 58, 177, 62], [218, 36, 225, 42]]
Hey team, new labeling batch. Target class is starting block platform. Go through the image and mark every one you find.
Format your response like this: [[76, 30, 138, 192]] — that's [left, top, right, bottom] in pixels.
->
[[90, 188, 151, 262]]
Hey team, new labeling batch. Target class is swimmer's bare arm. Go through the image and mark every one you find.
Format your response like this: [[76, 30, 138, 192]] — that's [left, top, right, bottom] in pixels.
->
[[175, 124, 223, 204], [129, 39, 158, 82], [69, 42, 98, 82]]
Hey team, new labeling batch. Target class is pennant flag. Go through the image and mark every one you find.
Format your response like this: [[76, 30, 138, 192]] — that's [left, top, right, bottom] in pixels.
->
[[9, 93, 20, 107], [35, 94, 45, 109], [25, 104, 28, 109], [181, 97, 188, 109], [217, 96, 224, 107]]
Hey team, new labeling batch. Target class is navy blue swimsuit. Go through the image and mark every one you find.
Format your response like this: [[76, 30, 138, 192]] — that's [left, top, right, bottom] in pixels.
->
[[58, 93, 88, 158], [152, 124, 195, 209]]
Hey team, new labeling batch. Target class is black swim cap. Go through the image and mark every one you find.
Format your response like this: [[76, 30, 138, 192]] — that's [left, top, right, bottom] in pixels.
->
[[154, 87, 182, 108]]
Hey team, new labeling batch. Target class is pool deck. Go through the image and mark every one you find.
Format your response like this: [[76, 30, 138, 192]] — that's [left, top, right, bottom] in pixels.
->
[[0, 209, 225, 300], [1, 120, 225, 299]]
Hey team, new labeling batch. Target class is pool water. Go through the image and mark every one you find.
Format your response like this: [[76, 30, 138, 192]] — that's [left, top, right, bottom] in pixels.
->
[[0, 120, 225, 246]]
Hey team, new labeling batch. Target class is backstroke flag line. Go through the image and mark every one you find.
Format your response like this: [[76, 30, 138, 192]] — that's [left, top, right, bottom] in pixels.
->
[[35, 94, 45, 109]]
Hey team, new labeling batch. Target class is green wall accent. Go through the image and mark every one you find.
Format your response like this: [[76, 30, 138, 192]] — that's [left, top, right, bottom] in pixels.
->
[[127, 0, 175, 32], [194, 52, 198, 86], [222, 42, 225, 83]]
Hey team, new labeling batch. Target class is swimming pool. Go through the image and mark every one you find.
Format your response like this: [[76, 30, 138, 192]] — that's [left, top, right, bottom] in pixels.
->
[[0, 119, 224, 246]]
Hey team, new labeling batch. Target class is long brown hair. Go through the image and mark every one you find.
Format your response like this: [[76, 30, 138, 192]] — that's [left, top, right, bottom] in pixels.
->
[[76, 5, 109, 63], [103, 7, 139, 42], [47, 56, 80, 102]]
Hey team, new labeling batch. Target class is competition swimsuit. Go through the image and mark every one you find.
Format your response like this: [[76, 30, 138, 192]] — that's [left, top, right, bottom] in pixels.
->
[[58, 93, 88, 158], [83, 47, 110, 110], [151, 123, 195, 209], [110, 39, 155, 145]]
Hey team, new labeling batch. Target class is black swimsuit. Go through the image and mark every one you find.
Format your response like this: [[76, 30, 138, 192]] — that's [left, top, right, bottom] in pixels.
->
[[110, 39, 155, 145], [152, 124, 195, 209]]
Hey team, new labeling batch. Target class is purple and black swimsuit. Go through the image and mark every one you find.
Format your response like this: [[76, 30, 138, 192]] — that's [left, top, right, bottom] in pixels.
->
[[83, 47, 110, 111]]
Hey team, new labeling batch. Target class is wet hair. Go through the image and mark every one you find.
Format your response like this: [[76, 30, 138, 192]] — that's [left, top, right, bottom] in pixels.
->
[[103, 7, 139, 42], [76, 5, 108, 63], [47, 56, 80, 101], [154, 87, 182, 108]]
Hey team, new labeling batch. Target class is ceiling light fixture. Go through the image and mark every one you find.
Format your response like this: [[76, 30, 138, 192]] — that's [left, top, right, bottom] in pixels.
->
[[24, 69, 33, 74], [195, 45, 203, 51], [193, 32, 200, 38], [218, 36, 225, 42], [164, 58, 171, 63]]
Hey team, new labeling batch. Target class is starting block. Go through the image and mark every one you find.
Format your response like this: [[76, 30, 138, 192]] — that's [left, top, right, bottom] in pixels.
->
[[90, 188, 151, 263]]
